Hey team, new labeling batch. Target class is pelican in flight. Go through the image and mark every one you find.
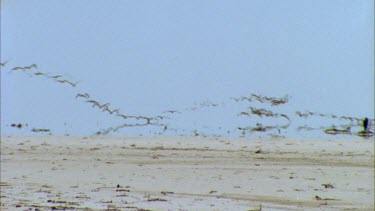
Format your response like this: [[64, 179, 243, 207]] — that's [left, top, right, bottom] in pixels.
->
[[49, 75, 63, 79], [86, 100, 101, 108], [1, 60, 9, 67], [33, 72, 45, 76], [98, 103, 110, 109], [103, 108, 120, 115], [116, 114, 129, 119], [163, 110, 181, 114], [55, 79, 80, 87], [76, 93, 90, 99]]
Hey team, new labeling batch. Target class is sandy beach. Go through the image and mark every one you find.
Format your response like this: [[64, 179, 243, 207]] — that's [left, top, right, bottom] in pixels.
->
[[0, 136, 373, 210]]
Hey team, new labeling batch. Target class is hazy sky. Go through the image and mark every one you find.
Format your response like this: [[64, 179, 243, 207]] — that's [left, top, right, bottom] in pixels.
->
[[1, 0, 374, 137]]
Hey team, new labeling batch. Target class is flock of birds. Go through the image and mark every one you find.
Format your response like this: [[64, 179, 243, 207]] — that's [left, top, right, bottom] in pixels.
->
[[1, 61, 374, 138]]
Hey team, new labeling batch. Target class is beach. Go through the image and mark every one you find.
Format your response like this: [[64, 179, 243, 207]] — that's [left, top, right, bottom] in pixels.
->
[[0, 136, 374, 210]]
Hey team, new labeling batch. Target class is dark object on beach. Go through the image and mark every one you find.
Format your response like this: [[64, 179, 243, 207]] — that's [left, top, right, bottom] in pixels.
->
[[363, 118, 369, 131], [254, 149, 262, 154], [322, 183, 334, 189]]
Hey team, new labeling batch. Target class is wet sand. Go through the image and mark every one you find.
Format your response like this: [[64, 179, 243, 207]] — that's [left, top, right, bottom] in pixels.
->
[[0, 136, 374, 210]]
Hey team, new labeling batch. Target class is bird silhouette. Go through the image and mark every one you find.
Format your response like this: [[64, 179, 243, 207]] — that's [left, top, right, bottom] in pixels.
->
[[163, 110, 181, 114], [86, 100, 101, 108], [116, 114, 128, 119], [76, 93, 90, 99], [103, 108, 120, 115], [98, 103, 110, 109], [9, 64, 38, 73], [55, 79, 80, 87], [33, 72, 45, 76], [49, 75, 63, 79], [1, 60, 9, 67]]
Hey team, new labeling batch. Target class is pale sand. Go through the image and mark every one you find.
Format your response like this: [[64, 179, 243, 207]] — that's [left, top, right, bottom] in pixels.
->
[[0, 136, 373, 210]]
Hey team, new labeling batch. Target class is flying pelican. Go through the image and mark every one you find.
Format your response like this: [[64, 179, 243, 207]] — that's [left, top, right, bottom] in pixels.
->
[[33, 72, 45, 76], [116, 114, 129, 119], [86, 100, 101, 108], [230, 97, 241, 102], [98, 103, 110, 109], [240, 96, 252, 102], [76, 93, 90, 99], [55, 79, 80, 87], [238, 112, 250, 117], [110, 109, 120, 114], [155, 115, 169, 120], [142, 117, 154, 124], [163, 110, 181, 114], [103, 108, 120, 115], [65, 80, 80, 87], [1, 60, 9, 67], [9, 66, 24, 72], [49, 75, 63, 79]]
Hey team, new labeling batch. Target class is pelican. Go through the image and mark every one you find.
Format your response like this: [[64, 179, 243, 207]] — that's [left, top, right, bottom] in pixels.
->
[[142, 117, 154, 124], [238, 112, 250, 117], [155, 115, 169, 120], [110, 109, 120, 114], [99, 103, 110, 109], [103, 108, 119, 115], [49, 75, 63, 79], [240, 96, 252, 102], [86, 100, 101, 108], [163, 110, 180, 114], [9, 66, 24, 72], [1, 60, 9, 67], [116, 114, 128, 119], [76, 93, 90, 99], [66, 80, 80, 87], [55, 79, 80, 87], [34, 72, 45, 76]]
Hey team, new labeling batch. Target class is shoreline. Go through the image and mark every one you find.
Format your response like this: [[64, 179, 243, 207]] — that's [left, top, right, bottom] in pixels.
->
[[1, 136, 374, 210]]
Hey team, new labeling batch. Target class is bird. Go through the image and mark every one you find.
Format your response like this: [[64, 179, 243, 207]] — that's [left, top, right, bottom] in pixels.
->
[[116, 114, 128, 119], [9, 66, 25, 72], [240, 96, 252, 102], [238, 112, 250, 117], [110, 109, 120, 114], [33, 72, 45, 76], [155, 115, 169, 120], [1, 60, 9, 67], [49, 75, 63, 79], [98, 103, 110, 109], [163, 110, 181, 114], [76, 93, 90, 99], [86, 100, 101, 108], [103, 108, 120, 115], [55, 79, 80, 87], [141, 117, 154, 124]]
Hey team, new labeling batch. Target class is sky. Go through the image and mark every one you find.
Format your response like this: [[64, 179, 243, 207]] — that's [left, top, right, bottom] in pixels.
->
[[1, 0, 374, 137]]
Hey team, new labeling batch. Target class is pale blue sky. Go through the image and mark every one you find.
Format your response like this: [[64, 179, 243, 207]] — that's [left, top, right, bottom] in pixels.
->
[[1, 0, 374, 137]]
